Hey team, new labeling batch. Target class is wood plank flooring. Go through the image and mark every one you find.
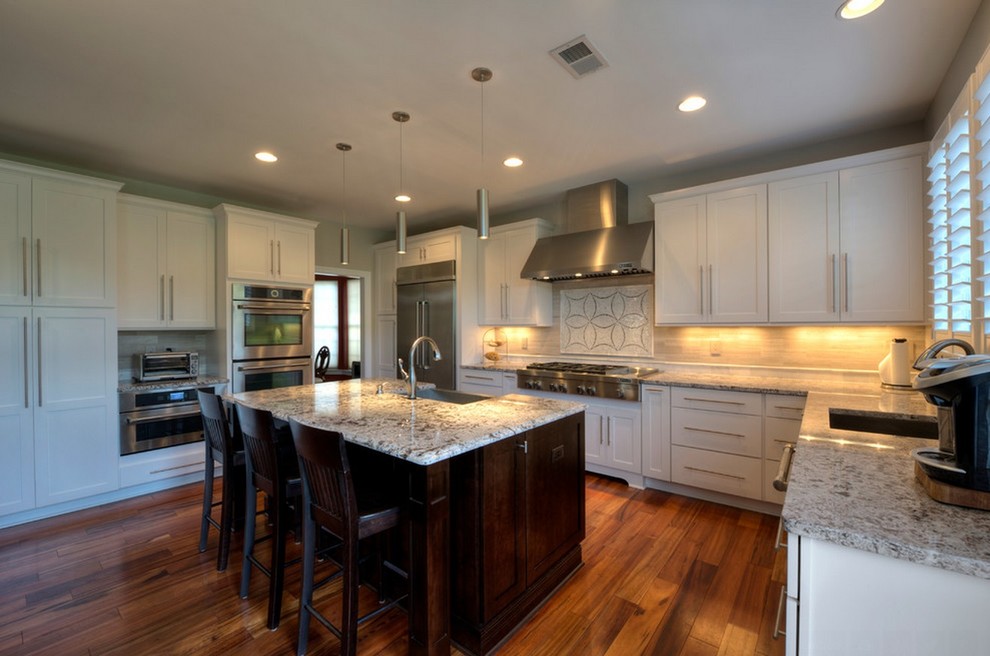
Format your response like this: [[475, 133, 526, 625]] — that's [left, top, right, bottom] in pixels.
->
[[0, 475, 786, 655]]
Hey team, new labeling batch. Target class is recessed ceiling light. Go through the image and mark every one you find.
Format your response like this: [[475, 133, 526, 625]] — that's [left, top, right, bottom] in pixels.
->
[[837, 0, 884, 19], [678, 96, 707, 112], [574, 273, 583, 277], [503, 157, 524, 168], [395, 194, 411, 203], [255, 151, 278, 163]]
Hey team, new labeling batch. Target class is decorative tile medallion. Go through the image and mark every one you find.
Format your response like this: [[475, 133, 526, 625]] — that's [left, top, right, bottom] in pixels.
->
[[560, 285, 653, 356]]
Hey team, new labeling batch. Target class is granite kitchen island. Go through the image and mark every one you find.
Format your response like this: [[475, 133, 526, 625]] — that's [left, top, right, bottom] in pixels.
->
[[230, 379, 586, 656]]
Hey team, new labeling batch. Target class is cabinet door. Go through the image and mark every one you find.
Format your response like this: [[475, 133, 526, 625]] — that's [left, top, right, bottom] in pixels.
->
[[274, 222, 315, 284], [502, 227, 551, 326], [0, 170, 32, 306], [641, 385, 670, 481], [0, 307, 34, 516], [479, 235, 507, 324], [166, 211, 215, 328], [33, 308, 117, 507], [32, 178, 116, 307], [583, 406, 606, 465], [227, 214, 275, 281], [707, 184, 768, 323], [768, 172, 840, 323], [117, 201, 166, 328], [839, 157, 924, 322], [481, 433, 527, 619], [374, 246, 398, 314], [375, 315, 397, 379], [655, 196, 707, 324], [605, 406, 642, 474]]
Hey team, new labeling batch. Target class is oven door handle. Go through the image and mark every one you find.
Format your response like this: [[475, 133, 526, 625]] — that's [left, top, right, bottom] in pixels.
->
[[234, 304, 311, 312], [125, 410, 202, 425], [236, 362, 305, 372]]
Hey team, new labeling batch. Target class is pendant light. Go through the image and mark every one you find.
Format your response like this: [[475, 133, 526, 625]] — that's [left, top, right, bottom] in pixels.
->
[[472, 67, 492, 240], [336, 142, 351, 265], [393, 111, 410, 254]]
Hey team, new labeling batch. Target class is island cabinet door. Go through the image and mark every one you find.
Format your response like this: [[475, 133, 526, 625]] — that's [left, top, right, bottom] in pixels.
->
[[526, 412, 586, 585]]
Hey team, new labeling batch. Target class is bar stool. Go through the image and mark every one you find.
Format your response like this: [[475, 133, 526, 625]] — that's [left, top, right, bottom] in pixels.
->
[[288, 419, 407, 656], [235, 403, 302, 631], [197, 390, 245, 572]]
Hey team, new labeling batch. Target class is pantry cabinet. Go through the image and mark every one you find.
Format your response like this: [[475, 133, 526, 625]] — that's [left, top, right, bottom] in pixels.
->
[[654, 184, 768, 324], [0, 306, 34, 515], [1, 168, 118, 308], [478, 219, 552, 326], [117, 195, 215, 329], [216, 204, 317, 284]]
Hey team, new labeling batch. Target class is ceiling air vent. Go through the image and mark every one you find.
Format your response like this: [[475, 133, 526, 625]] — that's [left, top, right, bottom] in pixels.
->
[[550, 35, 609, 78]]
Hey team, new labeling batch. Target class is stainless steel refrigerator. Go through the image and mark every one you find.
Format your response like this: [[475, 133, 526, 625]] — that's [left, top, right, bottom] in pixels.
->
[[395, 260, 456, 389]]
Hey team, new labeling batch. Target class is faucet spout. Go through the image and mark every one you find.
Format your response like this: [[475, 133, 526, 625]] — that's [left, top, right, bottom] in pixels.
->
[[404, 336, 442, 399]]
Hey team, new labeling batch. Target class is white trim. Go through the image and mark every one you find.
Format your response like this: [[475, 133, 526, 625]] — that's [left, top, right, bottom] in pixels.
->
[[0, 157, 124, 191], [213, 202, 318, 230], [315, 264, 372, 378]]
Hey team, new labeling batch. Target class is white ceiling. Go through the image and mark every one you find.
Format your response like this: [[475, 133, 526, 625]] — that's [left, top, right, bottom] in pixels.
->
[[0, 1, 981, 233]]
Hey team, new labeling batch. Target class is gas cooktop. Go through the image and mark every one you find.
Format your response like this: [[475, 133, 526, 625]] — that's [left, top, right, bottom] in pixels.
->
[[517, 362, 659, 401]]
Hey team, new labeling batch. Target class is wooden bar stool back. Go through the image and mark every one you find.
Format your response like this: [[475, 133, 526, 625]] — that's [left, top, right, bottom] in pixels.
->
[[196, 390, 245, 572], [289, 419, 407, 656], [235, 403, 302, 631]]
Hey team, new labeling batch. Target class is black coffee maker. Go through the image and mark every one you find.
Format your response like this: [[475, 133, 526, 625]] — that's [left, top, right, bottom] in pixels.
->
[[913, 354, 990, 492]]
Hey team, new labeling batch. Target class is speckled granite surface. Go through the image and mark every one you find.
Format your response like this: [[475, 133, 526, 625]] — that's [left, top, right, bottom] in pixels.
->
[[783, 391, 990, 580], [229, 379, 585, 466], [118, 375, 228, 393]]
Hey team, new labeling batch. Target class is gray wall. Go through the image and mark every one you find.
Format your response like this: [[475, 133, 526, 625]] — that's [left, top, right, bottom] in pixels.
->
[[926, 0, 990, 136]]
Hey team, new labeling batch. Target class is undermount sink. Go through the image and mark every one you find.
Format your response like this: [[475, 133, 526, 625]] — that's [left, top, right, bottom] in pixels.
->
[[828, 408, 938, 439], [408, 388, 491, 404]]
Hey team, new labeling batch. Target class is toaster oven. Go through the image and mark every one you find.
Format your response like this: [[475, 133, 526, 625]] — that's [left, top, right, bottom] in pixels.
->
[[137, 351, 199, 382]]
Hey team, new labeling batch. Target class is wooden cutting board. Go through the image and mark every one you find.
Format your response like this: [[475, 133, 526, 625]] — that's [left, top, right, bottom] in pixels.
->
[[915, 462, 990, 511]]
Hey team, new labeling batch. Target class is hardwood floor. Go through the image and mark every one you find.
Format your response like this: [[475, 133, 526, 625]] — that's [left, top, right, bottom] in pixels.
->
[[0, 475, 786, 655]]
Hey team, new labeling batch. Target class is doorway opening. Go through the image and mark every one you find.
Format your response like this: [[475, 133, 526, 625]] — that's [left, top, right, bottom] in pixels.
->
[[313, 273, 362, 381]]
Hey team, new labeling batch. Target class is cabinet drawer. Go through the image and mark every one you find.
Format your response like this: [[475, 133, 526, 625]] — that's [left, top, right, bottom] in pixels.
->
[[765, 393, 806, 420], [671, 445, 762, 500], [459, 369, 504, 394], [119, 443, 206, 488], [671, 387, 762, 415], [765, 416, 801, 458], [763, 460, 787, 504], [671, 407, 763, 457]]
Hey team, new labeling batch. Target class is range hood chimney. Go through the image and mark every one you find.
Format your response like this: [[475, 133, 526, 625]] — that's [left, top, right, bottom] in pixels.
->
[[520, 179, 654, 281]]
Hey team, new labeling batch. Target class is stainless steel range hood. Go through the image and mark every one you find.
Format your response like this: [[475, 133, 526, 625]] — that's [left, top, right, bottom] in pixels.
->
[[520, 179, 654, 281]]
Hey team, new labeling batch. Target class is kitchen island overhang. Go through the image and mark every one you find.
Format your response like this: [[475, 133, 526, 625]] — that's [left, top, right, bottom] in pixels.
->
[[229, 379, 587, 656]]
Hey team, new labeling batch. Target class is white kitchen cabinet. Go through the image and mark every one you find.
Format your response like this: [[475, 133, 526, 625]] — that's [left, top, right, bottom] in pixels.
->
[[216, 204, 317, 284], [641, 384, 671, 481], [655, 184, 768, 324], [669, 387, 764, 501], [584, 399, 642, 477], [763, 394, 805, 504], [0, 165, 119, 308], [838, 156, 924, 322], [117, 195, 215, 329], [768, 172, 840, 322], [458, 368, 505, 394], [375, 314, 397, 380], [119, 441, 206, 488], [398, 231, 458, 268], [787, 534, 990, 656], [373, 242, 398, 314], [478, 219, 552, 326], [0, 306, 34, 516]]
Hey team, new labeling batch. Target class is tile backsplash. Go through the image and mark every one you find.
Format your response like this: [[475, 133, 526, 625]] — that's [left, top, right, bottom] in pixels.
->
[[118, 331, 214, 381], [559, 285, 653, 357]]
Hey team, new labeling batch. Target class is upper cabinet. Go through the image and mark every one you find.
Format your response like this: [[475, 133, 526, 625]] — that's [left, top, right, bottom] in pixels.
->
[[653, 145, 925, 326], [0, 165, 120, 308], [215, 204, 317, 285], [479, 219, 553, 326], [117, 195, 216, 330], [398, 231, 458, 268], [655, 184, 768, 324]]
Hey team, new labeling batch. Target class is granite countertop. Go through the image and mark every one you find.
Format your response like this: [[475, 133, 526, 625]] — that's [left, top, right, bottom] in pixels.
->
[[229, 378, 585, 466], [783, 391, 990, 580], [118, 375, 229, 393]]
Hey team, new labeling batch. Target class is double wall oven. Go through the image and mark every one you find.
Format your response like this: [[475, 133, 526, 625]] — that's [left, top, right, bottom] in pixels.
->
[[230, 283, 314, 392]]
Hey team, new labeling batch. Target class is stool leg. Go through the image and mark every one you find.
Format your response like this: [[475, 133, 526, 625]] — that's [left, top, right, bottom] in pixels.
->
[[240, 485, 257, 599], [267, 495, 288, 630], [341, 532, 360, 656], [296, 513, 315, 656], [216, 463, 234, 572], [199, 451, 215, 553]]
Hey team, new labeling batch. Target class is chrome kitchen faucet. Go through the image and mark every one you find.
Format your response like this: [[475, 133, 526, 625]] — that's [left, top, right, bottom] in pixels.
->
[[397, 335, 442, 399]]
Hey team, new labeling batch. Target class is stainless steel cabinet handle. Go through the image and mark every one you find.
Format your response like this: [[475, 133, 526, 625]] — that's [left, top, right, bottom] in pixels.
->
[[699, 265, 704, 314], [22, 237, 28, 297], [708, 264, 714, 316], [160, 275, 166, 320], [277, 241, 282, 276], [22, 317, 29, 409], [169, 275, 175, 321], [774, 516, 788, 551], [150, 462, 202, 475], [37, 317, 42, 407], [773, 443, 796, 491], [684, 465, 745, 481], [36, 239, 42, 297], [270, 240, 275, 275], [829, 253, 837, 313], [682, 396, 744, 405], [842, 252, 849, 313], [684, 425, 746, 439], [772, 586, 787, 640], [463, 374, 495, 381]]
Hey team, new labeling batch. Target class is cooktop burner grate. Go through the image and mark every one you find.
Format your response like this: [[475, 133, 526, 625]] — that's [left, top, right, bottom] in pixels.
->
[[525, 361, 633, 375]]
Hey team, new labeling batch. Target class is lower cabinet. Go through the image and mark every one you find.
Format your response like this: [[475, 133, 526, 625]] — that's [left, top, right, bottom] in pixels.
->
[[451, 412, 585, 655], [584, 399, 642, 477], [641, 384, 671, 481], [119, 441, 207, 488]]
